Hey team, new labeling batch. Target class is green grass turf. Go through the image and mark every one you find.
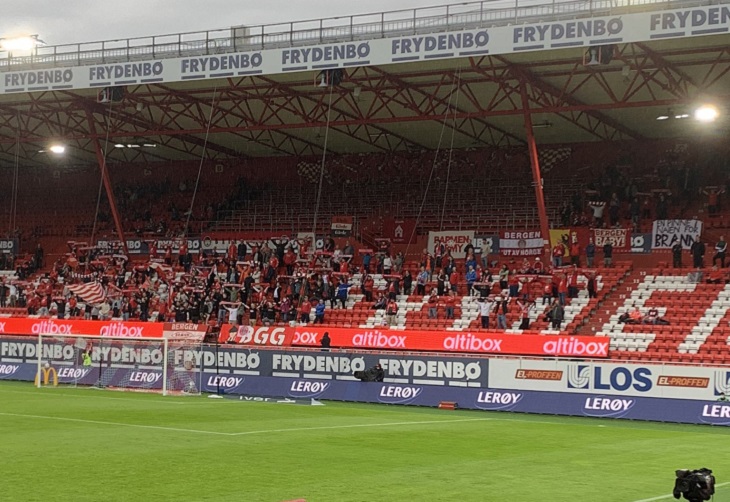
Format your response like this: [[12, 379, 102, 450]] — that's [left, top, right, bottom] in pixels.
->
[[1, 380, 728, 502]]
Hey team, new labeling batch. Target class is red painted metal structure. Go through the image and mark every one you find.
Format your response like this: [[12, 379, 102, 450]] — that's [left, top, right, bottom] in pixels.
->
[[0, 37, 728, 243]]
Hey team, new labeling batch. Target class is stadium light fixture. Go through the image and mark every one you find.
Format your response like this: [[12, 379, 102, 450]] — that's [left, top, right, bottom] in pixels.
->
[[695, 105, 719, 123], [49, 144, 65, 154], [114, 144, 126, 148], [0, 35, 45, 52]]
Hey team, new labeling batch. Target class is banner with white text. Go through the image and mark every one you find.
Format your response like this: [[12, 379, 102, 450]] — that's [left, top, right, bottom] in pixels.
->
[[593, 228, 632, 252], [500, 230, 543, 257]]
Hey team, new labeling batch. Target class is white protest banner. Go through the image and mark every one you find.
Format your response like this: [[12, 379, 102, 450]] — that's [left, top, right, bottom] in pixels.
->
[[652, 219, 703, 249], [428, 231, 474, 259]]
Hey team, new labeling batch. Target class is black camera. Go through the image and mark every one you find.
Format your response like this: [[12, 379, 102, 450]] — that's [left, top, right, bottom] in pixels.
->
[[353, 364, 384, 382], [673, 468, 715, 502]]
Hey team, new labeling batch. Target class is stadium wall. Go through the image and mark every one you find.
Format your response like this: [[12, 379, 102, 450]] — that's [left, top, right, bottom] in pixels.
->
[[2, 337, 728, 426]]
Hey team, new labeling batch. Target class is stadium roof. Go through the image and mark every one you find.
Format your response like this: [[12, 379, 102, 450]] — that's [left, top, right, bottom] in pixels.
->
[[0, 0, 728, 167]]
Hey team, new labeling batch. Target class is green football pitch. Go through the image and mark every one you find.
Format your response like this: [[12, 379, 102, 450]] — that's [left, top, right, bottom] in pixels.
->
[[1, 381, 728, 502]]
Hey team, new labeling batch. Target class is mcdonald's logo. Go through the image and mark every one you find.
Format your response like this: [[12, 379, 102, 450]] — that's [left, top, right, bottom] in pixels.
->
[[35, 366, 58, 387]]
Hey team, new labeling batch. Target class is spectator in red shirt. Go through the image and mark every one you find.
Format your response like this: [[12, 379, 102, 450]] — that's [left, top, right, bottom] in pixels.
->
[[449, 268, 459, 294], [444, 290, 456, 319], [570, 241, 580, 266], [299, 296, 312, 324], [428, 289, 438, 319], [552, 243, 565, 268], [567, 265, 579, 299], [558, 275, 568, 306], [533, 257, 544, 274]]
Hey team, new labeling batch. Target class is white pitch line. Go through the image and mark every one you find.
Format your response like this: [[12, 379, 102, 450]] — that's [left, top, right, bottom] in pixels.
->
[[0, 388, 189, 405], [229, 417, 492, 436], [632, 481, 730, 502], [0, 412, 491, 437], [0, 412, 232, 436]]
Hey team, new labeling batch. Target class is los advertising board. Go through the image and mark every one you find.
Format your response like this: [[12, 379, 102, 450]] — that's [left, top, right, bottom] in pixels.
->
[[487, 359, 727, 400]]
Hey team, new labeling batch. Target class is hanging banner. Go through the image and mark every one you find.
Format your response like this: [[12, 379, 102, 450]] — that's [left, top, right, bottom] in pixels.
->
[[593, 228, 632, 252], [629, 233, 652, 254], [473, 235, 500, 255], [500, 230, 543, 257], [0, 239, 18, 255], [427, 231, 475, 259], [652, 219, 703, 249], [331, 216, 354, 237], [162, 323, 208, 341], [382, 218, 417, 244], [549, 229, 570, 257]]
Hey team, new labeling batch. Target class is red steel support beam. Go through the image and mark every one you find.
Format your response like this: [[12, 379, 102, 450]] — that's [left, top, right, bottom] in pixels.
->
[[84, 109, 128, 255], [520, 80, 551, 261]]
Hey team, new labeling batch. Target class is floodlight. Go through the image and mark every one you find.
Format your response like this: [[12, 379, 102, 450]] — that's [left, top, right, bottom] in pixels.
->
[[0, 35, 44, 52], [49, 145, 65, 154], [695, 105, 719, 123]]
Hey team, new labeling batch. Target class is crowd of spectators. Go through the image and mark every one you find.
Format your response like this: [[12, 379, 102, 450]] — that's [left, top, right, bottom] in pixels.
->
[[0, 235, 607, 333]]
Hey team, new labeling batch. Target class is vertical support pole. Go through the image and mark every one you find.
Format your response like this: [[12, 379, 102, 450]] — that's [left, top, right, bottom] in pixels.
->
[[84, 109, 128, 255], [36, 333, 42, 388], [162, 337, 169, 397], [519, 80, 552, 261]]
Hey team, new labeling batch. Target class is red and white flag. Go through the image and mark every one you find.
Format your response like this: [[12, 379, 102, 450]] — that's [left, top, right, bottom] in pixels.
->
[[67, 282, 106, 305]]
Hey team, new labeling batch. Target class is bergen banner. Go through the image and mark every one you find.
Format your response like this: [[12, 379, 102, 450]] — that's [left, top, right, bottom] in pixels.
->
[[289, 326, 609, 358], [500, 230, 543, 257], [593, 228, 631, 252], [0, 318, 208, 339]]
